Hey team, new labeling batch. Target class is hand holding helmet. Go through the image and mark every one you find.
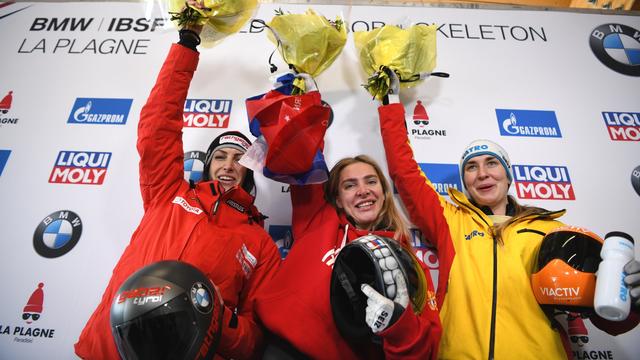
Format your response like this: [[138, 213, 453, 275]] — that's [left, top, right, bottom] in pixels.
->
[[624, 259, 640, 310], [361, 272, 409, 333]]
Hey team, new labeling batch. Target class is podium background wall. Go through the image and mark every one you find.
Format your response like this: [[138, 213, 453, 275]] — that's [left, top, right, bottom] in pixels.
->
[[0, 1, 639, 359]]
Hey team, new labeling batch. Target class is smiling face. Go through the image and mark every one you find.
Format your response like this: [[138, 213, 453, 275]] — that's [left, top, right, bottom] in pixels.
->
[[335, 162, 385, 230], [207, 147, 247, 192], [463, 154, 510, 215]]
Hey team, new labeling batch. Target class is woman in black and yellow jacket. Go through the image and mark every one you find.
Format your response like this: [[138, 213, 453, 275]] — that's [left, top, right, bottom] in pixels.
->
[[376, 72, 639, 359]]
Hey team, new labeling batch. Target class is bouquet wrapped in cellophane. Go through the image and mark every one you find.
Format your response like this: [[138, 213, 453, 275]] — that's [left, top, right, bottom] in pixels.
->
[[238, 9, 345, 185], [354, 24, 438, 100], [267, 8, 347, 93], [168, 0, 258, 47]]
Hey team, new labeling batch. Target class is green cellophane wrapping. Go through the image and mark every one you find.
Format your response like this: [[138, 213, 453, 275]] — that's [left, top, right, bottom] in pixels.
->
[[169, 0, 258, 47], [267, 9, 347, 78], [354, 24, 437, 100]]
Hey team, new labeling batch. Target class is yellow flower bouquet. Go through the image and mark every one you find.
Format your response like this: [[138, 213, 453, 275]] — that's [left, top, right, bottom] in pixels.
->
[[266, 8, 347, 93], [168, 0, 258, 47], [354, 24, 438, 100]]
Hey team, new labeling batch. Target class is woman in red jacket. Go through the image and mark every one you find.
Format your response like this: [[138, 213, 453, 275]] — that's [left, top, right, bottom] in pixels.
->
[[74, 25, 281, 360], [256, 152, 442, 359]]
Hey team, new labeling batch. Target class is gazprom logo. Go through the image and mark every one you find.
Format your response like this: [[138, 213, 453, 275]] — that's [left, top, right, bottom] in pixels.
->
[[417, 163, 461, 195], [602, 112, 640, 141], [496, 109, 562, 138], [513, 164, 574, 200], [183, 99, 231, 128], [67, 98, 132, 125]]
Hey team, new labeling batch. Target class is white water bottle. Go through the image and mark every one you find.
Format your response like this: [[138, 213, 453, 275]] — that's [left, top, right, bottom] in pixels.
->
[[594, 231, 635, 321]]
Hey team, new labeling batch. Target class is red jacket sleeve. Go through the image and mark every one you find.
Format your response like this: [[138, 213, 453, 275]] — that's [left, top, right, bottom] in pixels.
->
[[217, 230, 281, 359], [290, 183, 328, 241], [137, 44, 198, 211], [378, 103, 454, 306]]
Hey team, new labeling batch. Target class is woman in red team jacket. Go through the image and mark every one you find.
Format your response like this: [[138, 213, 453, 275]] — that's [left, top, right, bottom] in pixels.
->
[[74, 25, 281, 360], [256, 151, 442, 359]]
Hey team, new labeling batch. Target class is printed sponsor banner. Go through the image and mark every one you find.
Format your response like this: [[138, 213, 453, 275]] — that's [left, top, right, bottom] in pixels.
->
[[513, 164, 575, 200], [67, 98, 132, 125], [602, 112, 640, 141], [496, 109, 562, 138], [49, 151, 112, 185]]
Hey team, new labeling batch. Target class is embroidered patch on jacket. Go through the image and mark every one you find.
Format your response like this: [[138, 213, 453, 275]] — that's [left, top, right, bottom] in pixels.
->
[[172, 196, 203, 215], [464, 230, 485, 241], [236, 244, 257, 278], [225, 199, 245, 213], [427, 290, 438, 311]]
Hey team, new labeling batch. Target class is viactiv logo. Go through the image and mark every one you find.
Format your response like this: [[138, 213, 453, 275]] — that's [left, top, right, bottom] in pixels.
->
[[513, 164, 575, 200], [49, 151, 111, 185], [496, 109, 562, 138], [590, 24, 640, 77], [0, 149, 10, 176], [33, 210, 82, 258], [184, 151, 206, 182], [417, 163, 461, 195], [67, 98, 132, 125], [602, 111, 640, 141], [183, 99, 231, 128]]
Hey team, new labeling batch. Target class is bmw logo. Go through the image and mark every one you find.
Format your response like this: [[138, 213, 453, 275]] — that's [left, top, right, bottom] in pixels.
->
[[190, 282, 213, 314], [632, 165, 640, 197], [184, 151, 206, 183], [589, 24, 640, 76], [33, 210, 82, 258]]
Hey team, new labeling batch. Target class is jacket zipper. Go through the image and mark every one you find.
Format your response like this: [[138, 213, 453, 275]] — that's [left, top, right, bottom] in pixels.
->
[[450, 191, 498, 360]]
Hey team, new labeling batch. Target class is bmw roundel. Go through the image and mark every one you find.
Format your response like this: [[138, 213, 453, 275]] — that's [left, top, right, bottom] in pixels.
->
[[33, 210, 82, 258], [184, 151, 206, 183], [632, 165, 640, 197], [190, 282, 213, 314], [590, 23, 640, 76]]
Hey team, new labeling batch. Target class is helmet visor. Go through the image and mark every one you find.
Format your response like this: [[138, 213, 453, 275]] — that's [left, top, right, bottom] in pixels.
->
[[113, 295, 200, 360], [537, 231, 602, 273]]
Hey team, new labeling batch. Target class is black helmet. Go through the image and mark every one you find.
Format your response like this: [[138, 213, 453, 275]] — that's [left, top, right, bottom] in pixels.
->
[[330, 235, 428, 344], [110, 260, 224, 360]]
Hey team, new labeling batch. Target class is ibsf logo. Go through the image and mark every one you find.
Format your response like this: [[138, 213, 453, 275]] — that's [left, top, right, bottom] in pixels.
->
[[49, 151, 111, 185], [513, 164, 575, 200], [183, 99, 231, 128], [407, 100, 447, 139], [0, 149, 10, 176], [589, 24, 640, 77], [497, 109, 562, 138], [632, 165, 640, 197], [184, 151, 206, 182], [0, 90, 19, 126], [67, 98, 132, 125], [602, 111, 640, 141], [417, 163, 461, 195], [33, 210, 82, 258]]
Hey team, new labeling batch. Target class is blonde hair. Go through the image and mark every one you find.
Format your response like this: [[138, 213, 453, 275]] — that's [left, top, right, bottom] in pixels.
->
[[324, 155, 410, 245]]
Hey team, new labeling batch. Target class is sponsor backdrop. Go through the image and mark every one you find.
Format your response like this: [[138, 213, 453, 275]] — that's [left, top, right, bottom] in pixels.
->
[[1, 1, 639, 359]]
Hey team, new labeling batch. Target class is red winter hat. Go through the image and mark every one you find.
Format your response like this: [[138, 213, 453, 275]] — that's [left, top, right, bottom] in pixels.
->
[[412, 100, 429, 122], [23, 283, 44, 313], [567, 315, 588, 336]]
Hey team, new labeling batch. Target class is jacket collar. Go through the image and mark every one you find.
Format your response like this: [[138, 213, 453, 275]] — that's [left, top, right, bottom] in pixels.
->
[[195, 180, 266, 225], [447, 187, 565, 226]]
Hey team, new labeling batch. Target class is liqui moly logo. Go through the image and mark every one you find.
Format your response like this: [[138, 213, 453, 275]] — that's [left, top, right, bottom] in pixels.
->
[[49, 151, 111, 185], [183, 99, 231, 128], [513, 164, 575, 200], [602, 112, 640, 141]]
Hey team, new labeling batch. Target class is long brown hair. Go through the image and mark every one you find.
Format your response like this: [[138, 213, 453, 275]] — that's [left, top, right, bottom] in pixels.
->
[[489, 195, 556, 245], [324, 155, 410, 243]]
